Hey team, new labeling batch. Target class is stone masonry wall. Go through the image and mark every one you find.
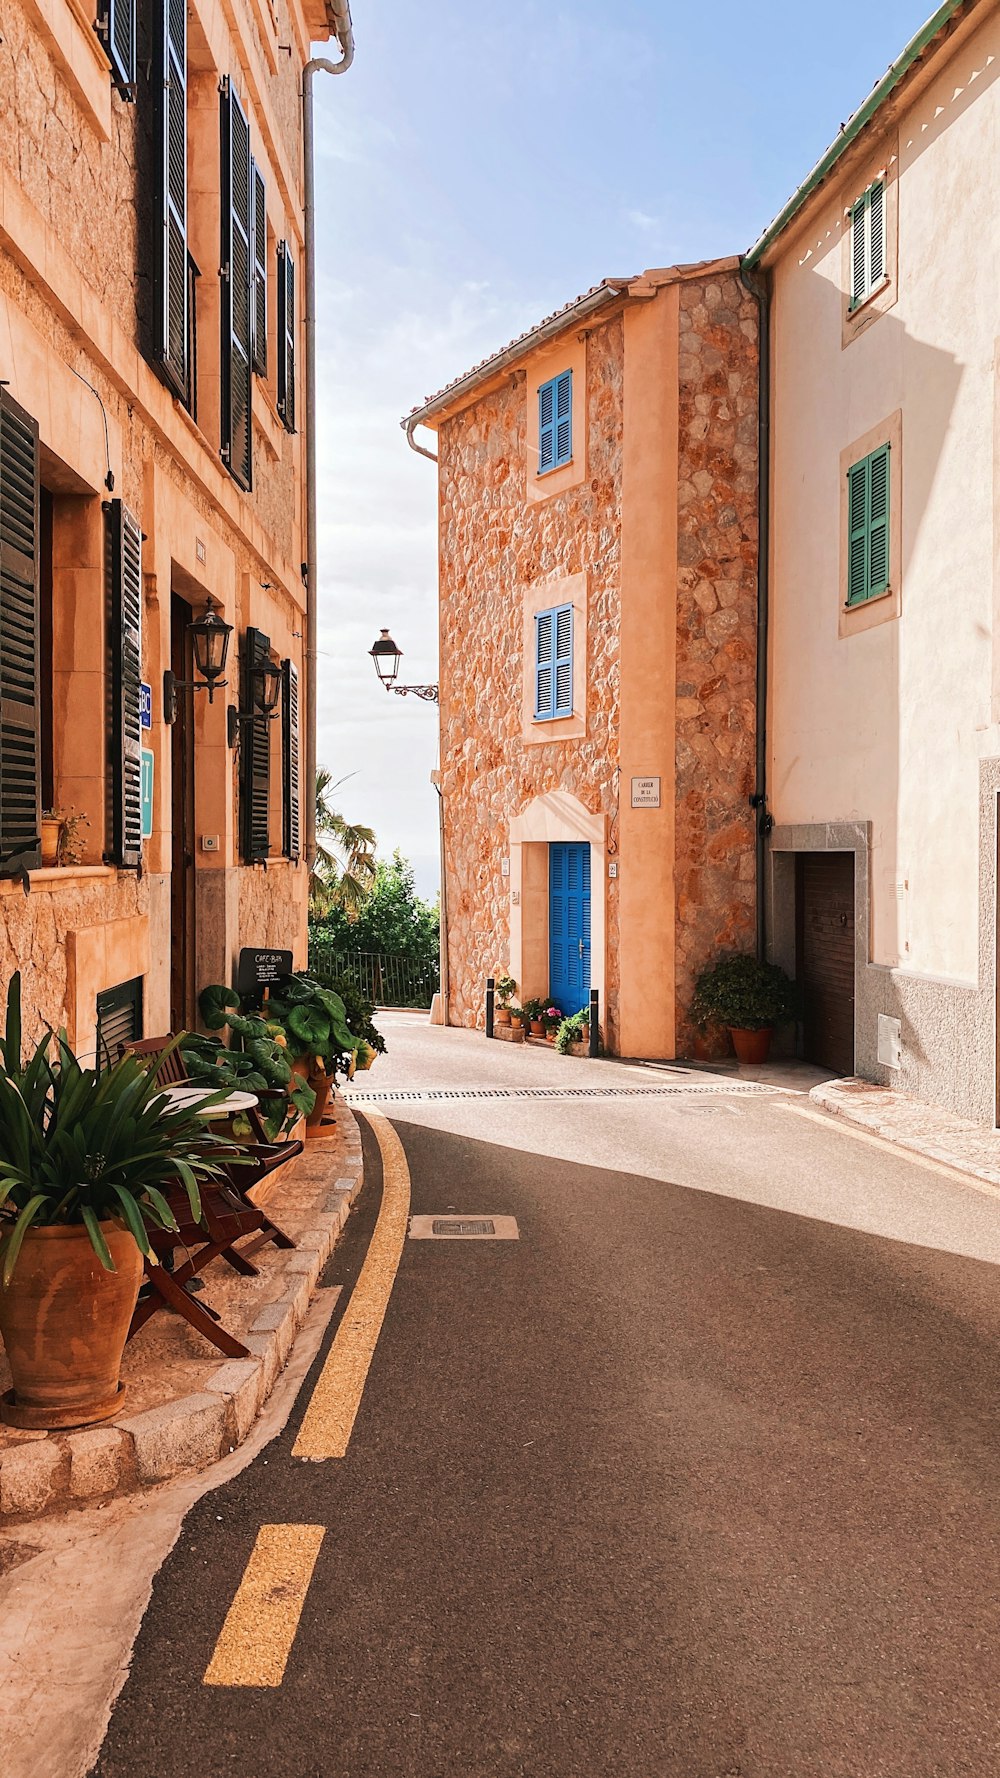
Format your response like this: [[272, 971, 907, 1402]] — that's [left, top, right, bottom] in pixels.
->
[[673, 272, 759, 1050], [438, 316, 624, 1037]]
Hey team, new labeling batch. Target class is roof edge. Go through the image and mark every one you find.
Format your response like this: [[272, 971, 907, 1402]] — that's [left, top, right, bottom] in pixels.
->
[[744, 0, 973, 270]]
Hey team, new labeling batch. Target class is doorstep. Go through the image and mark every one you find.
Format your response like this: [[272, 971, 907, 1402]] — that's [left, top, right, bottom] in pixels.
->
[[810, 1078, 1000, 1192], [0, 1098, 364, 1520]]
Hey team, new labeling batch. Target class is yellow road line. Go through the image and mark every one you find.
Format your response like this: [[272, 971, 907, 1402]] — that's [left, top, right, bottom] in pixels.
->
[[292, 1109, 410, 1461], [203, 1523, 325, 1687], [778, 1100, 1000, 1204]]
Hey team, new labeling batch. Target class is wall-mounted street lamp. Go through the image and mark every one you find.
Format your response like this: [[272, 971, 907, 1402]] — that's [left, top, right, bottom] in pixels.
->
[[163, 596, 233, 723], [368, 629, 439, 702], [227, 656, 283, 749]]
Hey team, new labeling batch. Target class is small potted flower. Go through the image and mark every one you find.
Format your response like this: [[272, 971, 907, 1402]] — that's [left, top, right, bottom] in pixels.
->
[[542, 1006, 562, 1043], [508, 1003, 527, 1035], [494, 973, 516, 1028], [691, 953, 799, 1064], [521, 997, 545, 1037]]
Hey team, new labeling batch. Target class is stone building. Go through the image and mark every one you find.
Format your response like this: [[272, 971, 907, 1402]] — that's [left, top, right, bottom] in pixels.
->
[[0, 0, 351, 1057], [746, 0, 1000, 1121], [405, 261, 759, 1058]]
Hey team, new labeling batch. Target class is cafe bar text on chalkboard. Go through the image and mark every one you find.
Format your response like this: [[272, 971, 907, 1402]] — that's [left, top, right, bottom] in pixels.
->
[[236, 947, 294, 995]]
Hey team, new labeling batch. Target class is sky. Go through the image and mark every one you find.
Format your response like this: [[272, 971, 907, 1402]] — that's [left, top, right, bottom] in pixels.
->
[[311, 0, 935, 898]]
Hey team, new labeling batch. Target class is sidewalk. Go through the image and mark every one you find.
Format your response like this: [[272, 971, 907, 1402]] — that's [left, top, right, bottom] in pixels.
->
[[0, 1100, 363, 1519], [810, 1077, 1000, 1193]]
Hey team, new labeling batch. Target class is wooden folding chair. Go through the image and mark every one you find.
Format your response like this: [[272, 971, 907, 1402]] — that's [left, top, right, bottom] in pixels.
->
[[127, 1178, 274, 1359]]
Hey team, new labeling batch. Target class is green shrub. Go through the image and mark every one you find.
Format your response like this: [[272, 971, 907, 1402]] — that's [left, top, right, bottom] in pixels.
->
[[691, 953, 798, 1032]]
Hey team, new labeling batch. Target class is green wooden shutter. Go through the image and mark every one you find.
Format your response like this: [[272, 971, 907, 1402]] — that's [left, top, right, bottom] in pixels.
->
[[868, 443, 890, 596], [239, 627, 270, 862], [0, 392, 41, 876], [281, 657, 300, 860], [277, 241, 295, 433], [251, 161, 267, 378], [847, 459, 868, 605], [106, 500, 143, 869], [869, 181, 885, 288], [850, 194, 866, 310], [96, 0, 136, 98], [153, 0, 188, 400], [221, 78, 253, 491]]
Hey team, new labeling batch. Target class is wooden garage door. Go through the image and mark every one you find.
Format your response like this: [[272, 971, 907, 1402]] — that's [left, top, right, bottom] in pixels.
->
[[797, 852, 855, 1075]]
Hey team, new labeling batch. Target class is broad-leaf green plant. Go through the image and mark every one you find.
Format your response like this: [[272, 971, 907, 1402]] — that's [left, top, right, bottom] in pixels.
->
[[691, 953, 799, 1033]]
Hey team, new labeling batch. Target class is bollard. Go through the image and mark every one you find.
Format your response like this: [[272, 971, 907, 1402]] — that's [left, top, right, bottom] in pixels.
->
[[485, 976, 495, 1039], [588, 988, 599, 1058]]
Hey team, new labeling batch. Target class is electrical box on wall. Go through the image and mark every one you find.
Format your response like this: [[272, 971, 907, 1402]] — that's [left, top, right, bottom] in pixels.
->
[[200, 834, 220, 853], [608, 861, 618, 878], [877, 1013, 902, 1070]]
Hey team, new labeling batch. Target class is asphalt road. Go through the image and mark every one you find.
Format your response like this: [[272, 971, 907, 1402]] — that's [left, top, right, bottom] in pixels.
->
[[90, 1021, 1000, 1777]]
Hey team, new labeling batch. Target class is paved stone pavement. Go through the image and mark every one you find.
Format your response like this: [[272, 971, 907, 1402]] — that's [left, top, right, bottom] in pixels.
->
[[76, 1016, 1000, 1774]]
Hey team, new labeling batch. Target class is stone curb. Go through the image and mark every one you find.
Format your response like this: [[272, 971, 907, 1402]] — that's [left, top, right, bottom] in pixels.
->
[[0, 1108, 365, 1519], [809, 1079, 1000, 1191]]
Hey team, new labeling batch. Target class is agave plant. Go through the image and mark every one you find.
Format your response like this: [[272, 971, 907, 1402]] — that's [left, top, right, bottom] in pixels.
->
[[0, 976, 236, 1282]]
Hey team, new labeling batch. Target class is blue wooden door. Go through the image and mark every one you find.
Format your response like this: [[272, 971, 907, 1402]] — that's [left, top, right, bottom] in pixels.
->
[[549, 842, 591, 1016]]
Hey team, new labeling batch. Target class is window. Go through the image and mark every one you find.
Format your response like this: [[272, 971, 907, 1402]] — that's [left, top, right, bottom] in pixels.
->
[[239, 626, 271, 861], [847, 443, 890, 606], [152, 0, 189, 402], [535, 604, 573, 720], [276, 241, 295, 433], [221, 77, 253, 490], [850, 179, 885, 311], [538, 370, 572, 474]]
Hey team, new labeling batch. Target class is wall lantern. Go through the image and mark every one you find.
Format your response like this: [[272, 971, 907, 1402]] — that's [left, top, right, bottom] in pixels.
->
[[163, 596, 233, 723], [227, 656, 282, 748], [368, 628, 438, 703]]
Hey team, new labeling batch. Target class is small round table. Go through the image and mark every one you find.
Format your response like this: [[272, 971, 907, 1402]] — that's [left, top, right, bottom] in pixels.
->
[[157, 1086, 259, 1121]]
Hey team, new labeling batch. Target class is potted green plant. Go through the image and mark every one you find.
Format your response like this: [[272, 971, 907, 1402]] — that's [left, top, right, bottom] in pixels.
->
[[542, 1004, 563, 1042], [494, 973, 516, 1028], [264, 974, 364, 1132], [691, 953, 798, 1064], [508, 1003, 527, 1035], [0, 977, 234, 1430], [196, 987, 314, 1134], [40, 808, 90, 868], [555, 1009, 595, 1054], [522, 997, 545, 1037]]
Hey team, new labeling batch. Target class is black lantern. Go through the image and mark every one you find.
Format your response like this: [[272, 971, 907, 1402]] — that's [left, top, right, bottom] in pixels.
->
[[163, 596, 234, 723], [253, 656, 282, 715], [370, 628, 402, 689]]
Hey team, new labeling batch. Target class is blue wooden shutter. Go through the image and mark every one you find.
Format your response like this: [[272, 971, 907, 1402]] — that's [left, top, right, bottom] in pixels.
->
[[554, 604, 573, 715], [535, 609, 554, 717], [868, 444, 890, 596], [96, 0, 136, 98], [221, 78, 253, 490], [847, 459, 868, 605], [153, 0, 187, 400], [106, 500, 143, 869], [554, 370, 572, 465], [277, 242, 295, 432], [0, 392, 41, 877], [538, 378, 555, 473], [251, 162, 267, 378]]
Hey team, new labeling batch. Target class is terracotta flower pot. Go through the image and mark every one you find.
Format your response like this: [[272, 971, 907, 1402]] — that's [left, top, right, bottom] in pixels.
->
[[0, 1221, 142, 1430], [40, 818, 61, 867], [495, 1007, 511, 1027], [529, 1019, 545, 1036], [306, 1068, 333, 1132], [729, 1026, 773, 1065]]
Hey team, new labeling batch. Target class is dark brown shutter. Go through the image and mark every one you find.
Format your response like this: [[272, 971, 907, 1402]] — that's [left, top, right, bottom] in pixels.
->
[[281, 657, 300, 860], [276, 241, 295, 433], [239, 627, 270, 862], [107, 500, 143, 870], [0, 392, 41, 877], [153, 0, 188, 400], [251, 161, 267, 378], [221, 79, 253, 490], [96, 0, 136, 98]]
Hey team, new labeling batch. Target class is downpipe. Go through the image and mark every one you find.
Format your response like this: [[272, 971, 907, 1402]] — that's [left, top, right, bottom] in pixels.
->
[[740, 257, 772, 960]]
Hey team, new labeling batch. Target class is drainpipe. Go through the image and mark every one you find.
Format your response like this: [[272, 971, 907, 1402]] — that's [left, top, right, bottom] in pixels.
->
[[303, 4, 354, 870], [405, 414, 438, 463], [740, 258, 771, 960]]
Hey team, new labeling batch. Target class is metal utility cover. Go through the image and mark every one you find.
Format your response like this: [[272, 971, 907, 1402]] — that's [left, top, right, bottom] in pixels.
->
[[409, 1215, 519, 1241]]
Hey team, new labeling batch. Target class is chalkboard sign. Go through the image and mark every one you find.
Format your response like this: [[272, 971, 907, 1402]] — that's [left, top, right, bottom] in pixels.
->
[[236, 947, 293, 995]]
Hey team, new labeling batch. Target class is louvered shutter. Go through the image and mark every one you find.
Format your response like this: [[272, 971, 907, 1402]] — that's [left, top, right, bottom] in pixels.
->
[[850, 194, 866, 309], [0, 394, 41, 876], [153, 0, 188, 399], [869, 181, 885, 288], [281, 657, 300, 860], [251, 162, 267, 378], [96, 0, 136, 98], [221, 79, 253, 490], [868, 444, 890, 596], [554, 371, 572, 466], [535, 609, 554, 717], [553, 604, 573, 715], [847, 459, 868, 606], [538, 379, 555, 473], [239, 627, 271, 862], [107, 500, 143, 869], [277, 241, 295, 433]]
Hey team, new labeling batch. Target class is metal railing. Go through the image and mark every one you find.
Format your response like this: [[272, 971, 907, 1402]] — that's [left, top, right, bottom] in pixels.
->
[[307, 947, 439, 1009]]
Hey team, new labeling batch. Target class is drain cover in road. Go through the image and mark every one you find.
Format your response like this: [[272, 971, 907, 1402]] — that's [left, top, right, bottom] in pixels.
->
[[409, 1215, 519, 1240]]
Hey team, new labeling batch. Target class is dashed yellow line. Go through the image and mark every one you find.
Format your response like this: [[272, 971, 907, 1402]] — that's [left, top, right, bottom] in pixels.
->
[[203, 1524, 325, 1687], [292, 1109, 410, 1461]]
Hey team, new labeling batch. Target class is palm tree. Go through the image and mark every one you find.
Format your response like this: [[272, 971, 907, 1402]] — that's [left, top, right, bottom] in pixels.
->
[[310, 768, 377, 917]]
